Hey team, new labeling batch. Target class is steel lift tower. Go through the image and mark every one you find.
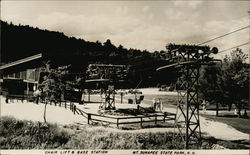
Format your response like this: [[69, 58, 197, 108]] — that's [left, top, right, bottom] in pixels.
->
[[85, 64, 128, 110], [157, 44, 218, 149]]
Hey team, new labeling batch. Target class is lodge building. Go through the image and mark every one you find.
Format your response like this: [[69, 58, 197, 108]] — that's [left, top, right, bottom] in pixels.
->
[[0, 53, 44, 96]]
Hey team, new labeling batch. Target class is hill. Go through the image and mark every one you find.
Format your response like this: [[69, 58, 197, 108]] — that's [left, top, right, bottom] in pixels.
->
[[0, 20, 175, 88]]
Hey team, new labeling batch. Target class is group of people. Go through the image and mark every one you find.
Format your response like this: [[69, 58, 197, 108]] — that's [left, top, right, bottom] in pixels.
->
[[152, 98, 163, 111]]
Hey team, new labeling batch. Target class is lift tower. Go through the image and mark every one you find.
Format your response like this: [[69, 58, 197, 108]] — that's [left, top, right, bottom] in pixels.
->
[[85, 64, 128, 110], [157, 44, 218, 149]]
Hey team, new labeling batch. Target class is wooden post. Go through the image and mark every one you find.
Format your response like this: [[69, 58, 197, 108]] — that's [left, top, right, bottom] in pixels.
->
[[121, 93, 123, 104], [88, 114, 91, 124], [70, 102, 72, 110], [88, 90, 90, 102], [113, 93, 115, 109], [5, 97, 8, 103], [65, 101, 67, 109], [73, 105, 76, 115], [164, 112, 167, 122], [155, 115, 157, 125], [26, 82, 29, 98], [216, 102, 219, 117], [117, 119, 119, 128], [140, 117, 143, 128]]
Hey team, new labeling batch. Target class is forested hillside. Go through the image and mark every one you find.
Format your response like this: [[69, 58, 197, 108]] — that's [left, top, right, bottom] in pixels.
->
[[0, 20, 175, 88]]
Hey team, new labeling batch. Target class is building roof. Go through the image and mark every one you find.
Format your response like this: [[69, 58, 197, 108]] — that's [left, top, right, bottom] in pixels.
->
[[0, 53, 42, 70]]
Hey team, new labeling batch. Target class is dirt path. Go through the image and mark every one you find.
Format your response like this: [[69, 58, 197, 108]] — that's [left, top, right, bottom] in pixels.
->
[[160, 106, 249, 141], [0, 97, 86, 125]]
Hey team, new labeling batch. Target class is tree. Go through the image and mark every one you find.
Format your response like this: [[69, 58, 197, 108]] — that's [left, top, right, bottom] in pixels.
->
[[220, 48, 249, 117], [199, 64, 223, 116], [39, 64, 71, 123], [199, 48, 249, 117], [1, 21, 184, 88]]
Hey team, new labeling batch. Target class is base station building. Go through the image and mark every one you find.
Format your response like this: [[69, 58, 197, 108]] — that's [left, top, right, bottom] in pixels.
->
[[0, 53, 44, 96]]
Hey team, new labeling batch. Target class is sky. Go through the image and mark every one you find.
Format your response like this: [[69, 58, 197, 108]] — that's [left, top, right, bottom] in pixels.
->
[[1, 0, 249, 60]]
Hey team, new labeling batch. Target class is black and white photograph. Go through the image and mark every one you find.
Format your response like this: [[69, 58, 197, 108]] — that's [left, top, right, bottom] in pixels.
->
[[0, 0, 249, 154]]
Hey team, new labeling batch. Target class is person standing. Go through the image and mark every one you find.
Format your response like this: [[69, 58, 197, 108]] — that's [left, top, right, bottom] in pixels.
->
[[202, 100, 207, 113], [34, 89, 41, 104], [80, 90, 85, 105], [152, 98, 157, 110], [156, 98, 162, 112]]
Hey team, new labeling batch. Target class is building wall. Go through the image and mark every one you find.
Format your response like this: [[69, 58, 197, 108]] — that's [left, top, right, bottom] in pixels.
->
[[1, 67, 43, 95]]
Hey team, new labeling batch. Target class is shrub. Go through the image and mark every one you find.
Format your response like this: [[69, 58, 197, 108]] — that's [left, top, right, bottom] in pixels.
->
[[2, 116, 239, 149], [0, 116, 70, 149], [63, 129, 184, 149]]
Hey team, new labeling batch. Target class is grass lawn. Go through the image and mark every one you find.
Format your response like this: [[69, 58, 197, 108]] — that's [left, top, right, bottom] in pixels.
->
[[2, 116, 249, 149], [201, 113, 250, 134], [149, 94, 250, 135], [0, 116, 183, 149]]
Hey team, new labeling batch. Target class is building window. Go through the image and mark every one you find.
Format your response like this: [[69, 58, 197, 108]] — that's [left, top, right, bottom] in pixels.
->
[[35, 68, 40, 82], [9, 73, 15, 78], [14, 72, 21, 78], [27, 69, 35, 81], [21, 71, 27, 80]]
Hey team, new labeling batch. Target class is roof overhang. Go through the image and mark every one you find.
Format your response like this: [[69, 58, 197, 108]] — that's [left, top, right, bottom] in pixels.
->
[[0, 53, 42, 70]]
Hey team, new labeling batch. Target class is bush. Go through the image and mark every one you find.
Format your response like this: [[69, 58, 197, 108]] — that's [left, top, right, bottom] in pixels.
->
[[0, 117, 182, 149], [0, 116, 70, 149], [64, 129, 183, 149], [3, 116, 241, 149]]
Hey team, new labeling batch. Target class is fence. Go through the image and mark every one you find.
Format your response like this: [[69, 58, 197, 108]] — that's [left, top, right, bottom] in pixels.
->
[[4, 94, 78, 113], [5, 94, 32, 103], [4, 94, 176, 128], [82, 111, 176, 128]]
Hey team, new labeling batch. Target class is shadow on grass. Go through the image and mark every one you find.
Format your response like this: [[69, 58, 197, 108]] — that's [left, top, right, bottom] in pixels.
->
[[85, 101, 101, 104], [217, 114, 238, 118], [118, 121, 180, 130]]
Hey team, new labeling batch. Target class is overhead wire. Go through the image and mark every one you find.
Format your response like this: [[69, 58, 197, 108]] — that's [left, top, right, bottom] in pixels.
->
[[165, 25, 249, 56], [198, 25, 249, 45], [199, 14, 248, 40], [217, 42, 250, 54]]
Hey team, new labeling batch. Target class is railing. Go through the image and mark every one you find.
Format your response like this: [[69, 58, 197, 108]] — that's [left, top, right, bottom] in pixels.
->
[[4, 94, 79, 115], [5, 94, 32, 103]]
